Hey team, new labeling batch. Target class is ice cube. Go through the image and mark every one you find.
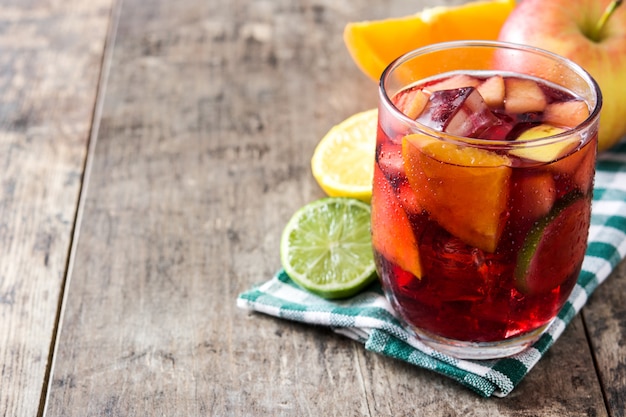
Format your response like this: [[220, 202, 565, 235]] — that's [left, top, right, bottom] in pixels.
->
[[418, 225, 489, 298], [416, 87, 512, 139], [480, 117, 515, 140]]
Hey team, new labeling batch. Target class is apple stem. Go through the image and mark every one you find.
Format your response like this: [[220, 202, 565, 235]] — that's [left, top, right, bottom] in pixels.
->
[[591, 0, 623, 41]]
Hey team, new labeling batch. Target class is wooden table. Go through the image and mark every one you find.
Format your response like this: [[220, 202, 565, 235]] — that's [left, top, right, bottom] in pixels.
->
[[2, 0, 625, 415]]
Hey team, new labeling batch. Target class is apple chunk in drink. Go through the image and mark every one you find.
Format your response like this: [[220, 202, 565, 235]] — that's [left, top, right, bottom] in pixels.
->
[[373, 42, 601, 359]]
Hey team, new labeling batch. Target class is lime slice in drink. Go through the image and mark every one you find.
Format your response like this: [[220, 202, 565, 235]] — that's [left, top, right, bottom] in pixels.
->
[[280, 197, 377, 299], [514, 192, 590, 294]]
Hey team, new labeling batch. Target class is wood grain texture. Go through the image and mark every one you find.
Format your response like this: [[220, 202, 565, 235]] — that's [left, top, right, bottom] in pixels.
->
[[584, 259, 626, 417], [0, 1, 112, 416], [38, 0, 624, 415]]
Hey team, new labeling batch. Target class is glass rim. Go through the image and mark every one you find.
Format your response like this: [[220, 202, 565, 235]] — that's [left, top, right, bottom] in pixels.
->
[[379, 40, 603, 148]]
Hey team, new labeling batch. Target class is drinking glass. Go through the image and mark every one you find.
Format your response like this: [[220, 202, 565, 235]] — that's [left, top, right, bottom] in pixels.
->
[[371, 40, 602, 359]]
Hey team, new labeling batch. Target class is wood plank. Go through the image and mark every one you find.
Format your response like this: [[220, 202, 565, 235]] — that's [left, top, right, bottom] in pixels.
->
[[584, 259, 626, 417], [0, 1, 112, 416], [45, 0, 612, 414]]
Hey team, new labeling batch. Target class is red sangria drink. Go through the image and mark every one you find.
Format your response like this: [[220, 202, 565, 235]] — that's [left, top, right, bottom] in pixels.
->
[[372, 41, 602, 359]]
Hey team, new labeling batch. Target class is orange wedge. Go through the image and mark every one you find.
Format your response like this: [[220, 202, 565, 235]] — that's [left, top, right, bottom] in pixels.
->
[[343, 0, 516, 81], [371, 164, 422, 278], [402, 134, 511, 253]]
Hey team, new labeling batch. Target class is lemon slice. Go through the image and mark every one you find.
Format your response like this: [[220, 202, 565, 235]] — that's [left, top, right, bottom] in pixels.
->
[[311, 109, 377, 203], [280, 198, 376, 299]]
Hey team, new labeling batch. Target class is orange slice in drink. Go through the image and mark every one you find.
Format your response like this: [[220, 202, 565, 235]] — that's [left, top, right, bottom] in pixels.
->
[[402, 134, 511, 253], [371, 164, 422, 278], [343, 0, 516, 81]]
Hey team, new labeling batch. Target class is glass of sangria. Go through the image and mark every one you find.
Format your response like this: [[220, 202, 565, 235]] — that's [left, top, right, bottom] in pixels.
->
[[372, 41, 602, 359]]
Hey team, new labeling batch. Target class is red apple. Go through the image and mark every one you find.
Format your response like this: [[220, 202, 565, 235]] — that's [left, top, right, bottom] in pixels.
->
[[497, 0, 626, 151]]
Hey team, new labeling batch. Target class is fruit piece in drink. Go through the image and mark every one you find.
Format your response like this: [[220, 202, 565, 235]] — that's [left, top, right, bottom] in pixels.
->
[[509, 171, 556, 225], [476, 74, 505, 108], [510, 123, 580, 162], [504, 77, 547, 113], [515, 193, 590, 294], [424, 74, 481, 93], [371, 164, 423, 278], [394, 88, 429, 119], [543, 99, 590, 127], [402, 133, 511, 253]]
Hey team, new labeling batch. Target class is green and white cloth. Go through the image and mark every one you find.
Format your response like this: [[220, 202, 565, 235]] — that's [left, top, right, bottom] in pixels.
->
[[237, 140, 626, 398]]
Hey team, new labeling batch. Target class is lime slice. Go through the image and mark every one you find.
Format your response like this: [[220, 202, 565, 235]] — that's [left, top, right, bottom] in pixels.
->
[[280, 197, 377, 299], [515, 192, 590, 294]]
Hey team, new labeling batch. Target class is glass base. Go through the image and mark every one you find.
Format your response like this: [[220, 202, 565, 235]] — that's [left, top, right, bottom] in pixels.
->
[[409, 322, 551, 360]]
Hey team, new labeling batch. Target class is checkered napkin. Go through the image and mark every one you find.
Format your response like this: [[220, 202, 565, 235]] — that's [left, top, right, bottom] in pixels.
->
[[237, 140, 626, 398]]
